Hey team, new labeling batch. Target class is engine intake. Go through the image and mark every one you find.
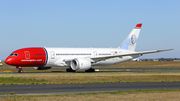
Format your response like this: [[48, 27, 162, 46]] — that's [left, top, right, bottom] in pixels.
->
[[70, 58, 91, 70]]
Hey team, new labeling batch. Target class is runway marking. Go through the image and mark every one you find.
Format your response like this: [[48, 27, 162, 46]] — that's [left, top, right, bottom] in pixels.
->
[[3, 70, 11, 72]]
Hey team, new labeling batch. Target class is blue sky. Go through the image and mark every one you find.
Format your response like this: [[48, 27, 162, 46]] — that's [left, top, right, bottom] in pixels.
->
[[0, 0, 179, 60]]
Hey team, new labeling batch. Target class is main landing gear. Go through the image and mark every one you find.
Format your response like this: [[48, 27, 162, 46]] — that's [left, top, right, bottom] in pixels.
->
[[66, 68, 76, 72], [66, 67, 95, 72], [16, 66, 23, 73], [85, 68, 95, 72]]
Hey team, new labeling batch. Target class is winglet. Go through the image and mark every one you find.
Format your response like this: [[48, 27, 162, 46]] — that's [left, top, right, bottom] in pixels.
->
[[135, 23, 142, 28]]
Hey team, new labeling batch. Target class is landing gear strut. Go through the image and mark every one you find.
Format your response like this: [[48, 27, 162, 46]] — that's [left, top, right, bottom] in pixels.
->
[[17, 66, 23, 73], [66, 68, 76, 72]]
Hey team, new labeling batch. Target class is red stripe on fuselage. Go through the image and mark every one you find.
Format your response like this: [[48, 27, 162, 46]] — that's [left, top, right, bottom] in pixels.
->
[[5, 47, 47, 67]]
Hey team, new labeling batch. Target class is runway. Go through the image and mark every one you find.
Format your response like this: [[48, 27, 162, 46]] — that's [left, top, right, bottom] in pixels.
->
[[0, 82, 180, 95], [1, 67, 180, 73], [2, 67, 180, 70]]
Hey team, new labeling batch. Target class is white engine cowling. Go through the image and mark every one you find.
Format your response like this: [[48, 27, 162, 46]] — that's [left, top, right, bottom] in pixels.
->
[[34, 67, 52, 70], [70, 58, 91, 70]]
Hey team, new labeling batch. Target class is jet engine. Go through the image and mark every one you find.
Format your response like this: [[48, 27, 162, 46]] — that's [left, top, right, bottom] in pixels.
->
[[34, 67, 52, 70], [70, 58, 91, 70]]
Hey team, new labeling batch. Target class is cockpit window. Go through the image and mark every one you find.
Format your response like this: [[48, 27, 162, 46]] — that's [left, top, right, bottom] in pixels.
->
[[10, 53, 18, 56]]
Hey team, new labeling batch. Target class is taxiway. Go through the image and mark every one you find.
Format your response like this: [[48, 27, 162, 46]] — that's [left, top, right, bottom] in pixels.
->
[[0, 82, 180, 94]]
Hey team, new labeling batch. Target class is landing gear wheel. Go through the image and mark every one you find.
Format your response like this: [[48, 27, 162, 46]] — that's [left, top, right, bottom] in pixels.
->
[[66, 68, 76, 72], [85, 68, 95, 72], [18, 69, 23, 73]]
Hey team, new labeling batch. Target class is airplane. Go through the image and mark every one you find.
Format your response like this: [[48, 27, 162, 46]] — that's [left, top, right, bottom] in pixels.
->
[[5, 23, 173, 73]]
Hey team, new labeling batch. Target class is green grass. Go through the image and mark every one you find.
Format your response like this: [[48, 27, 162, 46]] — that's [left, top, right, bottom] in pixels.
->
[[0, 92, 16, 95], [1, 72, 180, 85], [0, 77, 46, 84], [1, 89, 180, 96], [1, 89, 180, 101]]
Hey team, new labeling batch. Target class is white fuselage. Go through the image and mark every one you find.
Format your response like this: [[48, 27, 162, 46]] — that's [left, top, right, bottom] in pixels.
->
[[44, 47, 139, 67]]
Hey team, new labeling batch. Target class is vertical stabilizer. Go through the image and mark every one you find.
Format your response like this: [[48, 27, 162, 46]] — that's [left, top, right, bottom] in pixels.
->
[[119, 23, 142, 51]]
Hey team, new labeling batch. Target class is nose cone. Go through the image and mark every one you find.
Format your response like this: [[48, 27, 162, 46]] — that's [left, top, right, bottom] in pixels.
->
[[5, 57, 11, 65]]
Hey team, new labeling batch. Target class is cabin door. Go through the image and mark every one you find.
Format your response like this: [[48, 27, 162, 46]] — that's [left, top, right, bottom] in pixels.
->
[[25, 51, 30, 59], [50, 51, 55, 59]]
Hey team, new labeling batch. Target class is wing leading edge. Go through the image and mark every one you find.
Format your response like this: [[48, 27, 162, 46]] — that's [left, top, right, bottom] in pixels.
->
[[90, 49, 174, 62]]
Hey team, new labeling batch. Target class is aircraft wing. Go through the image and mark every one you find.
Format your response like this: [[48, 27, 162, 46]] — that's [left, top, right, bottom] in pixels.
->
[[90, 49, 174, 62]]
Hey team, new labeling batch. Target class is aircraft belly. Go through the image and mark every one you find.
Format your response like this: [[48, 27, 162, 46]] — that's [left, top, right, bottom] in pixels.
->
[[93, 56, 136, 66]]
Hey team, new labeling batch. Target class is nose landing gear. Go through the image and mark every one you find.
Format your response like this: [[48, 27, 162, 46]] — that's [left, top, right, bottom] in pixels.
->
[[17, 66, 23, 73], [18, 69, 23, 73]]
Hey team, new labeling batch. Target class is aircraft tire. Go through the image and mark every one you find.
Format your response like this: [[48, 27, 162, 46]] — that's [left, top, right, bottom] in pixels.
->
[[66, 68, 76, 72], [18, 69, 23, 73], [85, 68, 95, 72]]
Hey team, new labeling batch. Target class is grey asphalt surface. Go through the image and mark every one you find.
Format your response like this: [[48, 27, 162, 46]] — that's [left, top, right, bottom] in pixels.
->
[[2, 67, 180, 70], [1, 67, 180, 73], [1, 67, 180, 74], [0, 82, 180, 95]]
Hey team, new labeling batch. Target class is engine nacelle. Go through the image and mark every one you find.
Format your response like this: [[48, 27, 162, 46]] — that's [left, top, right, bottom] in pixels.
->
[[34, 67, 52, 70], [70, 58, 91, 70]]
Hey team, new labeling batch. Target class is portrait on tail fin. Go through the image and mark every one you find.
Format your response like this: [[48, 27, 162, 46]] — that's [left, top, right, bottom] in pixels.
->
[[128, 34, 137, 51]]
